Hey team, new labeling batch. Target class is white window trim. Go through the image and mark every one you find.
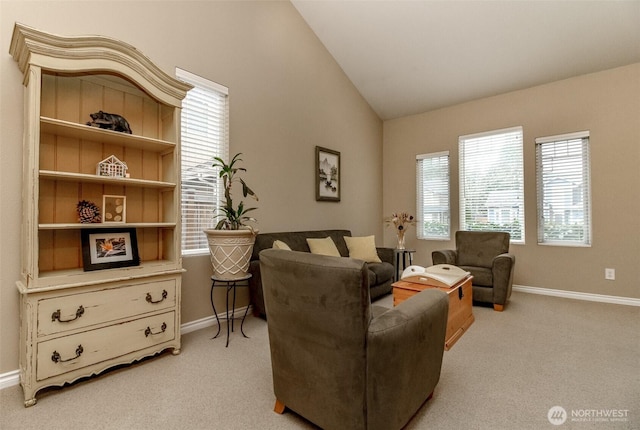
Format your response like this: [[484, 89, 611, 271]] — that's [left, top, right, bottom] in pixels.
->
[[416, 151, 450, 240], [535, 130, 589, 145], [459, 126, 525, 244], [535, 130, 591, 247], [459, 126, 522, 142], [177, 68, 229, 256], [178, 68, 229, 96]]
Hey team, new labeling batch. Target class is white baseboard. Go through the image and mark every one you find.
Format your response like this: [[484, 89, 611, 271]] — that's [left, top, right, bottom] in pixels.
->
[[180, 305, 251, 334], [0, 305, 251, 391], [0, 370, 19, 390], [513, 284, 640, 306]]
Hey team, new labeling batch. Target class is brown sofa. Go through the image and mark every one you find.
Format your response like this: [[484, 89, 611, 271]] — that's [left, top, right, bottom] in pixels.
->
[[260, 248, 449, 429], [248, 229, 395, 318]]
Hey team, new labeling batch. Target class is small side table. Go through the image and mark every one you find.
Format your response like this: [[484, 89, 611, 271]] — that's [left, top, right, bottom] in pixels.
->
[[210, 274, 252, 347], [394, 249, 416, 281]]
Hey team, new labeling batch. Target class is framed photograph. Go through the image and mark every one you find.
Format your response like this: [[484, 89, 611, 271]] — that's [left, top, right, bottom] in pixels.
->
[[316, 146, 341, 202], [81, 228, 140, 271], [102, 195, 126, 223]]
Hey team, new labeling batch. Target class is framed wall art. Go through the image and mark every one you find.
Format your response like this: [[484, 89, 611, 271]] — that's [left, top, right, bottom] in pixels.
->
[[81, 228, 140, 271], [316, 146, 341, 202], [102, 195, 126, 223]]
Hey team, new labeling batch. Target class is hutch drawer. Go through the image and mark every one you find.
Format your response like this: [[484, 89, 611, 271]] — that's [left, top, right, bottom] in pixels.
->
[[36, 311, 175, 380], [37, 279, 176, 336]]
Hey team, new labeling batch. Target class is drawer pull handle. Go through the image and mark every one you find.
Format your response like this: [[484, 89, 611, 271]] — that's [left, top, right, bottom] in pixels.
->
[[52, 305, 85, 323], [146, 290, 168, 304], [145, 322, 167, 337], [51, 345, 84, 363]]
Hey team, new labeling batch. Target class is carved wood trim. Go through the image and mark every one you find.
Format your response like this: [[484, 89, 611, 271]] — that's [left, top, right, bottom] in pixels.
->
[[9, 23, 192, 107]]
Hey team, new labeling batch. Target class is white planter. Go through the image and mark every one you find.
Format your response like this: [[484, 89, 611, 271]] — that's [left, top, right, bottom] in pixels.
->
[[204, 229, 258, 280]]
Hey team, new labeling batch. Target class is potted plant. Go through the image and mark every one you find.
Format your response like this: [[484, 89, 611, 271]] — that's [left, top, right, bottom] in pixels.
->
[[204, 153, 259, 280]]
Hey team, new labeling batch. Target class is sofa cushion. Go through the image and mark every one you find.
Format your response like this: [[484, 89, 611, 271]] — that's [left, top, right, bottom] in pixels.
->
[[272, 240, 291, 250], [456, 231, 510, 268], [344, 235, 382, 263], [307, 237, 341, 257], [459, 265, 493, 287]]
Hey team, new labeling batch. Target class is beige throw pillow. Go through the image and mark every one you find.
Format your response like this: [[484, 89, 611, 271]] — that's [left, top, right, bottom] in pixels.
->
[[344, 235, 382, 263], [306, 237, 341, 257], [272, 240, 291, 250]]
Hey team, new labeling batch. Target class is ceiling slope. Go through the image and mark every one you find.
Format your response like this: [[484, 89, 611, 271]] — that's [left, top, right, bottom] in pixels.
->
[[292, 0, 640, 120]]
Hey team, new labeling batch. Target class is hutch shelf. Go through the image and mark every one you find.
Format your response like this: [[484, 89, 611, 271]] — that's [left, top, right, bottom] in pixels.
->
[[9, 23, 192, 406]]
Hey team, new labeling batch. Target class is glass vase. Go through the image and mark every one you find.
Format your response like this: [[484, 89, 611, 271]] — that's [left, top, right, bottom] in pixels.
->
[[396, 230, 406, 250]]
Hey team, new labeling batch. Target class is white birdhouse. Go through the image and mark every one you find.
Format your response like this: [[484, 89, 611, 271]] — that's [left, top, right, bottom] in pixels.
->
[[97, 155, 128, 178]]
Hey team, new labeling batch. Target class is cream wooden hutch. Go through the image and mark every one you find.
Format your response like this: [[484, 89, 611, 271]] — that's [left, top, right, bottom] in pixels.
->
[[9, 23, 192, 406]]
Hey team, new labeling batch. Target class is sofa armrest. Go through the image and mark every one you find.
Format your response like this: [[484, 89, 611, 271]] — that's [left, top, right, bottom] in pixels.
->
[[376, 247, 394, 265], [366, 289, 448, 428], [492, 253, 515, 305], [432, 249, 457, 265]]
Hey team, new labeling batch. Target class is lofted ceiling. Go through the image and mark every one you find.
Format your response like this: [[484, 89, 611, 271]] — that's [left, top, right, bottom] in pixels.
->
[[292, 0, 640, 120]]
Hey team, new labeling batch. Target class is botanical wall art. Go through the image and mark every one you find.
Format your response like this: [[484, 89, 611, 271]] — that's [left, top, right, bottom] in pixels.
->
[[102, 195, 126, 223], [81, 228, 140, 271], [316, 146, 340, 202]]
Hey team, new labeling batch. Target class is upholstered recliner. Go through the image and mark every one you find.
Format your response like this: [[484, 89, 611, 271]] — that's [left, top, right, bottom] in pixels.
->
[[259, 249, 449, 430], [432, 231, 515, 311]]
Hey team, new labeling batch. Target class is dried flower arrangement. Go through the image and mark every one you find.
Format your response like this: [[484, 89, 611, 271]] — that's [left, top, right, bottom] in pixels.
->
[[385, 211, 416, 249]]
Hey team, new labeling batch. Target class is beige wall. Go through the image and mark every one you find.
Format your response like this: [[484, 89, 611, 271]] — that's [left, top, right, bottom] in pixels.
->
[[0, 2, 382, 373], [1, 1, 637, 378], [383, 63, 640, 299]]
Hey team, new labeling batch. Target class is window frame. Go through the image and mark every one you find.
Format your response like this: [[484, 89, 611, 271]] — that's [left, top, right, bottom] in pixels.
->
[[458, 126, 525, 244], [416, 151, 451, 240], [535, 131, 591, 247], [177, 68, 229, 256]]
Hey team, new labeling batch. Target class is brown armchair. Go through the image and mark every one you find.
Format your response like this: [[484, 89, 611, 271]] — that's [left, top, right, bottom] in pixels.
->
[[432, 231, 515, 311], [259, 249, 449, 430]]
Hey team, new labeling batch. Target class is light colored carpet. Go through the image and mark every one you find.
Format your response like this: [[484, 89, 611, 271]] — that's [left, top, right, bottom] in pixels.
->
[[1, 291, 638, 429]]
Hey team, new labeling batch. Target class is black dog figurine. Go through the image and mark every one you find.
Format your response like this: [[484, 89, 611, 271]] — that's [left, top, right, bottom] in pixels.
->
[[86, 111, 132, 134]]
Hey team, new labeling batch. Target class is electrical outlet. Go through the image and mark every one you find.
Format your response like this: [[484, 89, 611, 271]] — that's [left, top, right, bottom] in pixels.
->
[[605, 268, 615, 281]]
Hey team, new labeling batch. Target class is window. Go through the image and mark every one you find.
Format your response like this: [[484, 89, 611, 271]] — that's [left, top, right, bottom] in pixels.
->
[[177, 68, 229, 255], [416, 152, 450, 240], [459, 127, 524, 243], [536, 131, 591, 246]]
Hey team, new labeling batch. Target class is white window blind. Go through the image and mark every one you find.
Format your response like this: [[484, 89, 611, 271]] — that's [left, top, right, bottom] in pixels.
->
[[536, 131, 591, 246], [177, 68, 229, 255], [416, 152, 450, 240], [459, 127, 525, 243]]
